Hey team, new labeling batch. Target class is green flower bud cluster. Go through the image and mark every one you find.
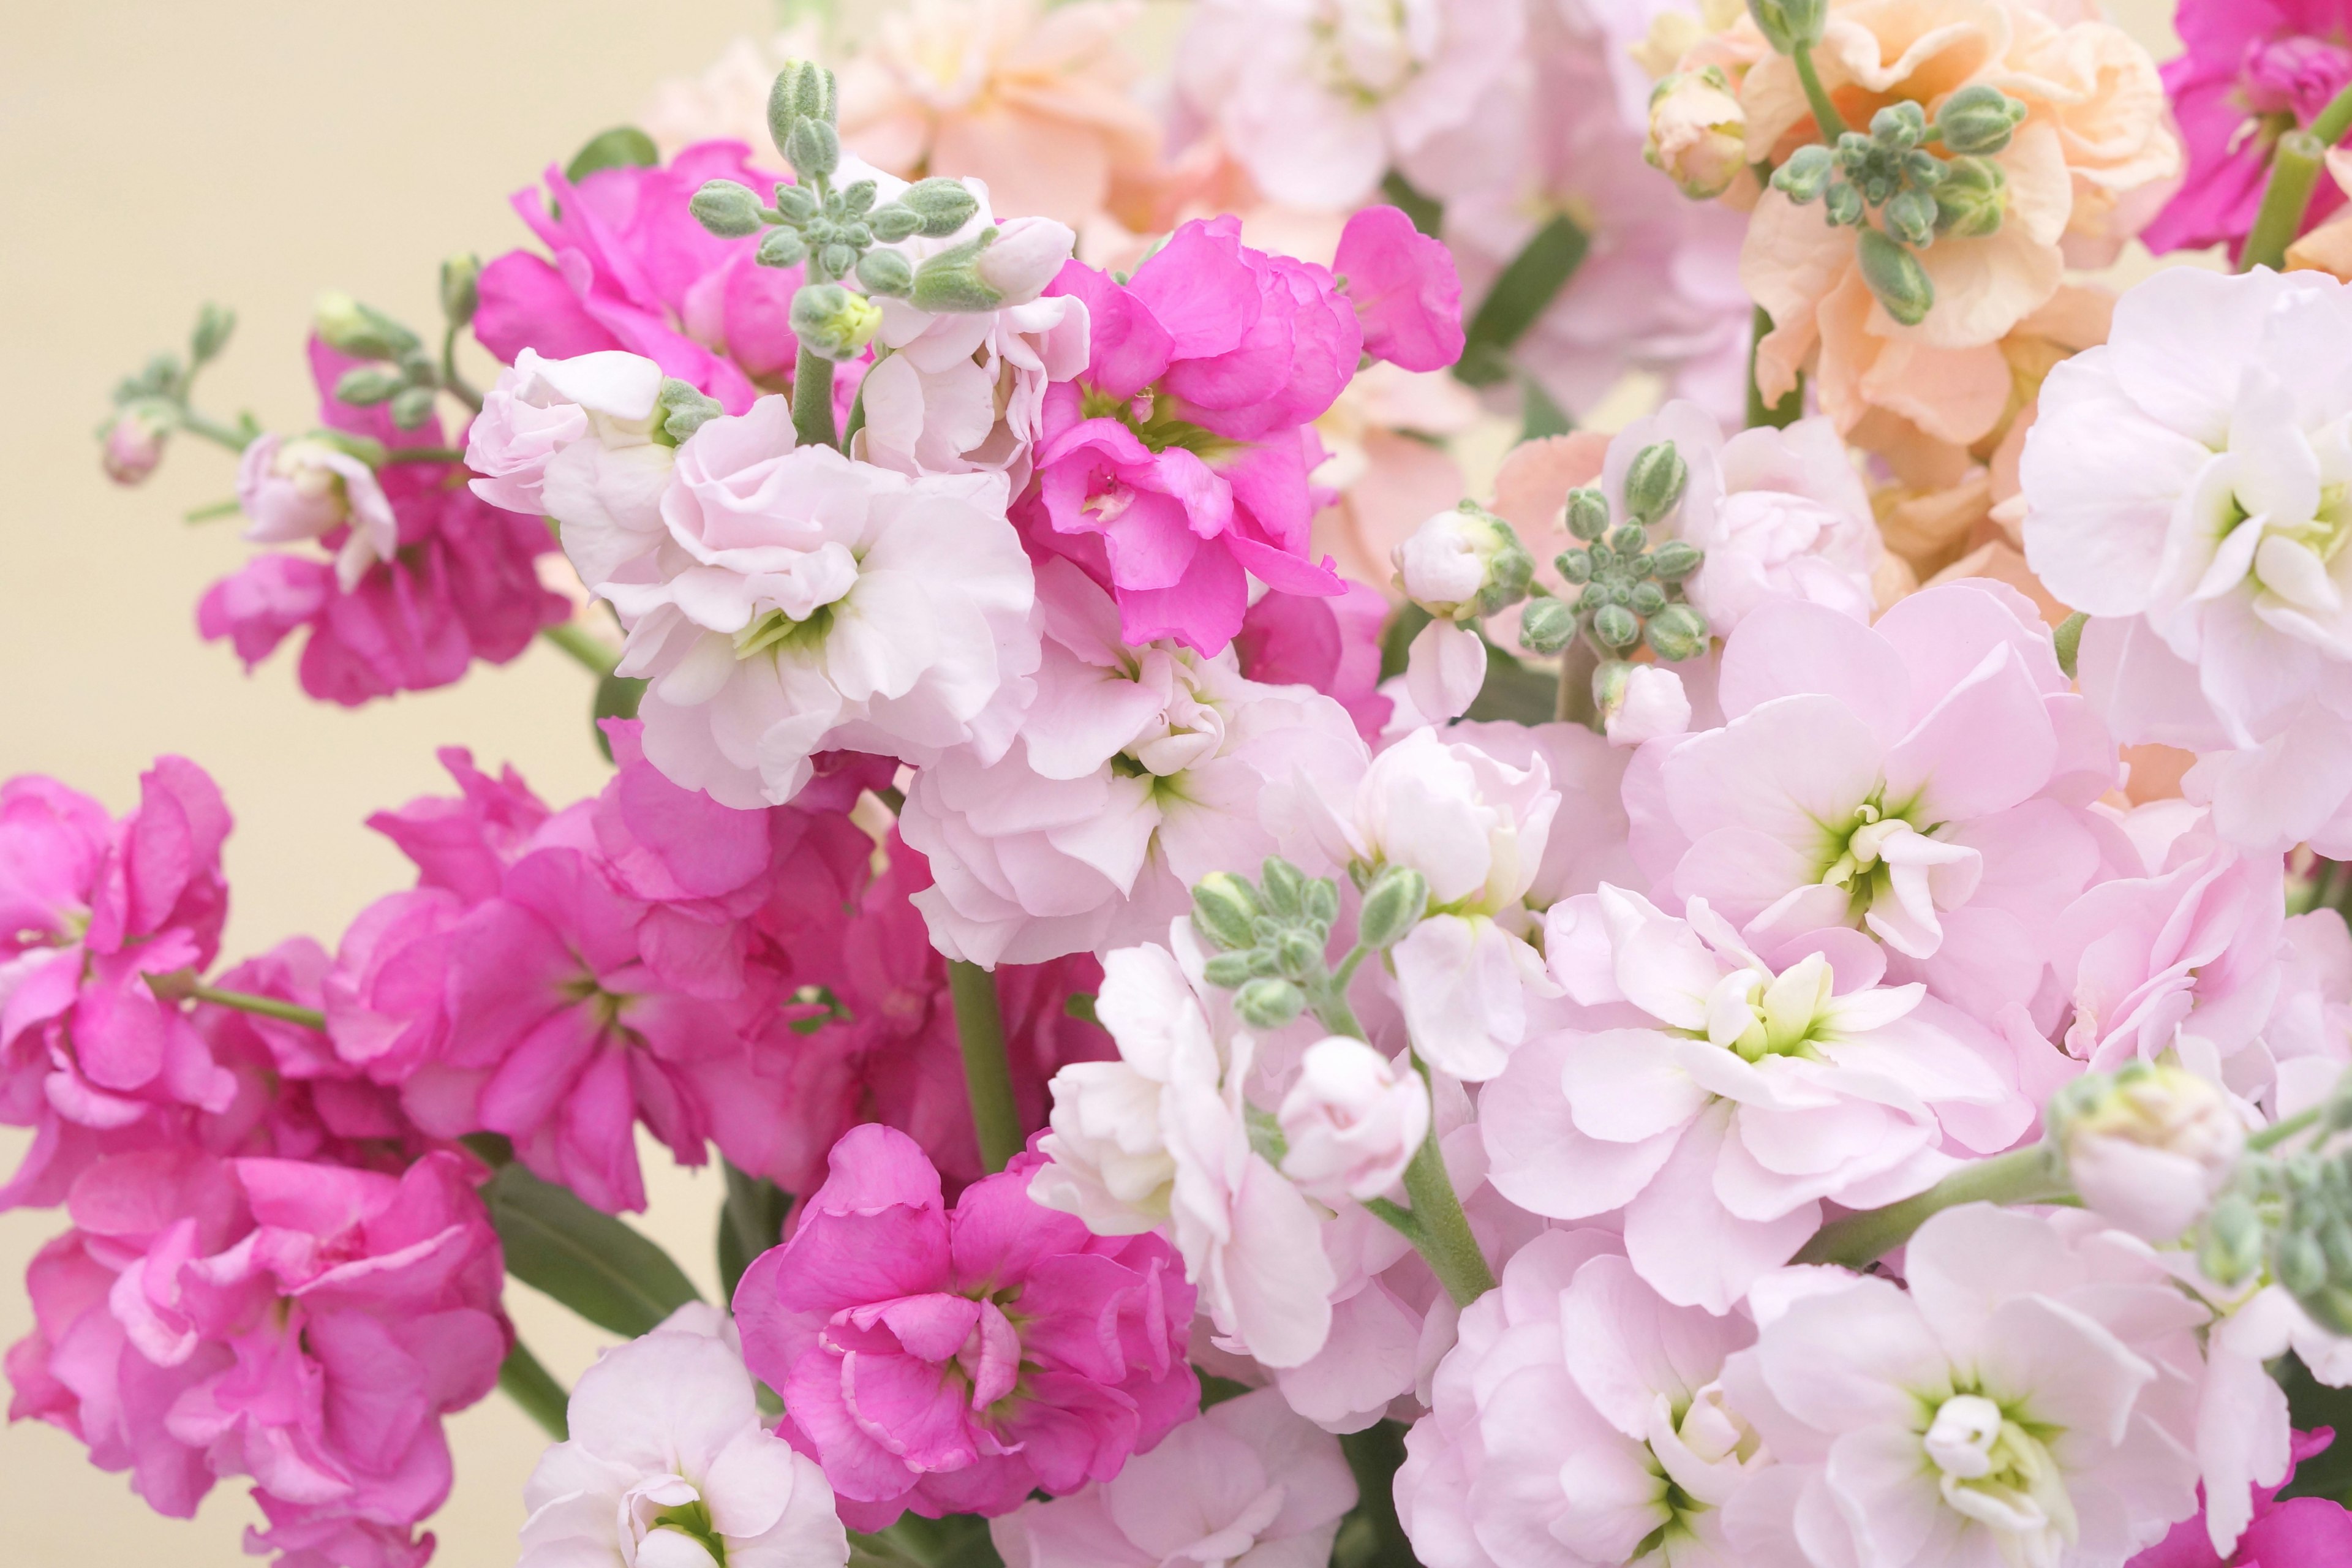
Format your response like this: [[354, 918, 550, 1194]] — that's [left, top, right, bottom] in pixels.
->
[[1522, 440, 1709, 663], [2185, 1071, 2352, 1329], [99, 303, 246, 484], [1770, 88, 2024, 328], [316, 264, 482, 431], [1746, 0, 1827, 53], [1189, 859, 1411, 1035]]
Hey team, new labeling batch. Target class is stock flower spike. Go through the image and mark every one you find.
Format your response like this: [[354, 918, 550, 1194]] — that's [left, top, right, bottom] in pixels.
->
[[40, 10, 2352, 1568]]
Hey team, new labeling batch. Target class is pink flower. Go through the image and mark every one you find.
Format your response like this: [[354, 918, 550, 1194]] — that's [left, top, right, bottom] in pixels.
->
[[1023, 219, 1360, 655], [733, 1123, 1198, 1529], [2132, 1429, 2352, 1566], [236, 435, 399, 592], [1333, 205, 1465, 374], [101, 404, 171, 485], [990, 1387, 1357, 1568], [199, 341, 568, 706], [6, 1147, 507, 1564], [0, 759, 236, 1208], [1396, 1230, 1763, 1568], [2143, 2, 2352, 261], [1230, 580, 1394, 742], [475, 141, 804, 412]]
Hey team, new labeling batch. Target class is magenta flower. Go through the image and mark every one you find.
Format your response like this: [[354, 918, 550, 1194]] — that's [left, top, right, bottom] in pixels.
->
[[2132, 1428, 2352, 1566], [0, 759, 236, 1209], [6, 1147, 506, 1566], [2143, 1, 2352, 260], [1232, 579, 1395, 742], [1022, 217, 1359, 654], [1333, 205, 1466, 374], [734, 1124, 1197, 1531], [475, 141, 804, 412], [198, 341, 568, 706]]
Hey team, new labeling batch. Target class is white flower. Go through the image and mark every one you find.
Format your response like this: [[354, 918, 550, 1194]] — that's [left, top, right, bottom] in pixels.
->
[[990, 1387, 1357, 1568], [499, 349, 679, 589], [1278, 1036, 1432, 1204], [598, 398, 1039, 808], [856, 293, 1090, 494], [519, 1311, 848, 1568], [1031, 930, 1340, 1369]]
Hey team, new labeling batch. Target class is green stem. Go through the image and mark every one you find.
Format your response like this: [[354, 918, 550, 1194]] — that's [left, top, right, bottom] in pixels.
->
[[1793, 1144, 2070, 1269], [1555, 637, 1599, 726], [382, 445, 468, 466], [498, 1340, 570, 1441], [541, 621, 620, 678], [184, 498, 243, 523], [1310, 952, 1370, 1044], [186, 981, 326, 1031], [1792, 45, 1849, 142], [2312, 78, 2352, 149], [2244, 129, 2327, 273], [792, 346, 839, 451], [177, 407, 252, 453], [1397, 1091, 1496, 1306], [948, 960, 1024, 1172], [440, 324, 484, 412], [2250, 1106, 2323, 1154]]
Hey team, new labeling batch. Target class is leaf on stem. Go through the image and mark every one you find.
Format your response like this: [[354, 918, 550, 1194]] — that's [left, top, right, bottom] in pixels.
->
[[483, 1163, 702, 1337]]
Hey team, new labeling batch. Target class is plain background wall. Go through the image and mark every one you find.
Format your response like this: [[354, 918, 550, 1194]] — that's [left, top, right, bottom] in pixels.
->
[[0, 1, 2185, 1563]]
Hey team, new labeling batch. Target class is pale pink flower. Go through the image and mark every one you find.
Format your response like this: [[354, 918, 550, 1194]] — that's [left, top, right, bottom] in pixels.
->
[[1030, 931, 1340, 1370], [519, 1310, 848, 1568], [1719, 1205, 2206, 1568], [2059, 1064, 2248, 1245], [990, 1386, 1357, 1568], [1483, 886, 2030, 1311], [1276, 1036, 1431, 1205], [236, 435, 399, 593], [856, 293, 1089, 494], [1602, 666, 1694, 749], [463, 348, 639, 529], [1395, 1229, 1765, 1568], [900, 559, 1364, 967]]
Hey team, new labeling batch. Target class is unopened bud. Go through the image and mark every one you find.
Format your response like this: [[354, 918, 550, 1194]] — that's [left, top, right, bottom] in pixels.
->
[[766, 60, 837, 162], [2280, 1228, 2329, 1298], [334, 365, 408, 407], [1856, 228, 1934, 326], [775, 183, 821, 223], [1884, 188, 1939, 249], [1235, 976, 1306, 1031], [190, 303, 236, 364], [690, 179, 766, 239], [1303, 878, 1339, 931], [1934, 157, 2009, 241], [1593, 603, 1642, 649], [1357, 865, 1430, 950], [1645, 603, 1709, 663], [869, 205, 924, 244], [1193, 873, 1265, 952], [1622, 440, 1689, 526], [388, 385, 437, 431], [2053, 1063, 2245, 1242], [1645, 67, 1748, 200], [900, 177, 982, 238], [439, 255, 481, 327], [1261, 858, 1308, 919], [1772, 144, 1836, 205], [1630, 581, 1668, 616], [1564, 487, 1610, 541], [756, 228, 809, 270], [1824, 179, 1866, 227], [313, 292, 418, 360], [1747, 0, 1826, 54], [1278, 1038, 1432, 1204], [856, 248, 915, 298], [1393, 502, 1532, 619], [1869, 101, 1928, 153], [1202, 951, 1254, 990], [1520, 596, 1578, 655], [785, 116, 840, 184], [1936, 84, 2027, 157], [656, 379, 725, 445], [2201, 1192, 2264, 1285], [790, 283, 882, 362], [820, 242, 858, 280], [1650, 540, 1703, 582], [976, 217, 1077, 308], [1275, 928, 1324, 984], [101, 402, 174, 486], [1596, 661, 1692, 747]]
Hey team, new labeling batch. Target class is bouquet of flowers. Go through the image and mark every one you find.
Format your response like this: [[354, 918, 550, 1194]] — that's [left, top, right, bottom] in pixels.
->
[[34, 1, 2352, 1564]]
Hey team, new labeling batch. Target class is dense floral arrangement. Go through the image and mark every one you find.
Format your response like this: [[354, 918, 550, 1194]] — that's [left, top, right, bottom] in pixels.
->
[[40, 1, 2352, 1565]]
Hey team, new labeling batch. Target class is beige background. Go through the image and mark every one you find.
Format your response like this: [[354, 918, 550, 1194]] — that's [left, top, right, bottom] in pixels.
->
[[0, 1, 2182, 1564]]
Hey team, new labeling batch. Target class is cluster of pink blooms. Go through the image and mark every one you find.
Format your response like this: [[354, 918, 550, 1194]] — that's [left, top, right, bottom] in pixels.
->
[[56, 3, 2352, 1568]]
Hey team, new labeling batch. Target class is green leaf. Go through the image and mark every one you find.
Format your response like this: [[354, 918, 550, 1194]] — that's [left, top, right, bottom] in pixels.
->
[[718, 1161, 793, 1302], [1464, 641, 1558, 726], [1379, 170, 1444, 239], [1519, 372, 1574, 442], [566, 126, 662, 184], [484, 1163, 701, 1337], [1456, 214, 1590, 387], [592, 672, 647, 761], [850, 1515, 1005, 1568], [1335, 1421, 1421, 1568], [2053, 610, 2089, 681], [1379, 605, 1432, 684], [2274, 1352, 2352, 1502]]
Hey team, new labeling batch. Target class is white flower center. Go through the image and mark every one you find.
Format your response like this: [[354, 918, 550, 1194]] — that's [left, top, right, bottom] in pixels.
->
[[1704, 951, 1836, 1062], [1312, 0, 1436, 103], [1920, 1394, 2076, 1564]]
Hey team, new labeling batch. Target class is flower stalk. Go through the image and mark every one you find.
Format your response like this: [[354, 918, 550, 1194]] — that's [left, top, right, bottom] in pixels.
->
[[948, 959, 1025, 1172], [1794, 1144, 2071, 1268]]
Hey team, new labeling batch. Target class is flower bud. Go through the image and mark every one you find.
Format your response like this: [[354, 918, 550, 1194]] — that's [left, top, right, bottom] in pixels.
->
[[1193, 873, 1265, 952], [1645, 603, 1710, 663], [101, 402, 174, 485], [1303, 877, 1339, 932], [1630, 581, 1668, 616], [1933, 156, 2010, 241], [2054, 1063, 2245, 1242], [1564, 486, 1611, 542], [1650, 540, 1703, 582], [2201, 1192, 2264, 1286], [785, 117, 840, 184], [899, 177, 982, 238], [388, 385, 438, 431], [855, 248, 915, 298], [976, 217, 1077, 308], [1261, 858, 1309, 919], [1936, 84, 2027, 157], [1869, 101, 1928, 153], [1274, 928, 1324, 984], [869, 205, 924, 244], [439, 255, 481, 328], [1235, 976, 1307, 1031], [1856, 228, 1934, 326], [312, 292, 418, 360], [1645, 67, 1748, 200], [1202, 951, 1254, 990], [1747, 0, 1826, 54], [334, 364, 408, 407], [190, 302, 236, 364], [1393, 503, 1533, 620], [775, 183, 821, 224], [790, 283, 883, 362], [1278, 1038, 1433, 1204], [1884, 188, 1939, 249], [1519, 595, 1579, 655], [1772, 145, 1836, 205], [766, 60, 837, 162], [1824, 179, 1866, 227], [656, 379, 725, 444], [756, 227, 809, 270], [1593, 603, 1642, 649], [1357, 865, 1430, 951], [690, 179, 765, 239], [1622, 440, 1688, 526], [1597, 662, 1693, 747]]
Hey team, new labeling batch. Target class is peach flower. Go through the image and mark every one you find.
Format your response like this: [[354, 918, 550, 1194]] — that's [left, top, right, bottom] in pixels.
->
[[1311, 361, 1489, 593], [1698, 0, 2176, 459]]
